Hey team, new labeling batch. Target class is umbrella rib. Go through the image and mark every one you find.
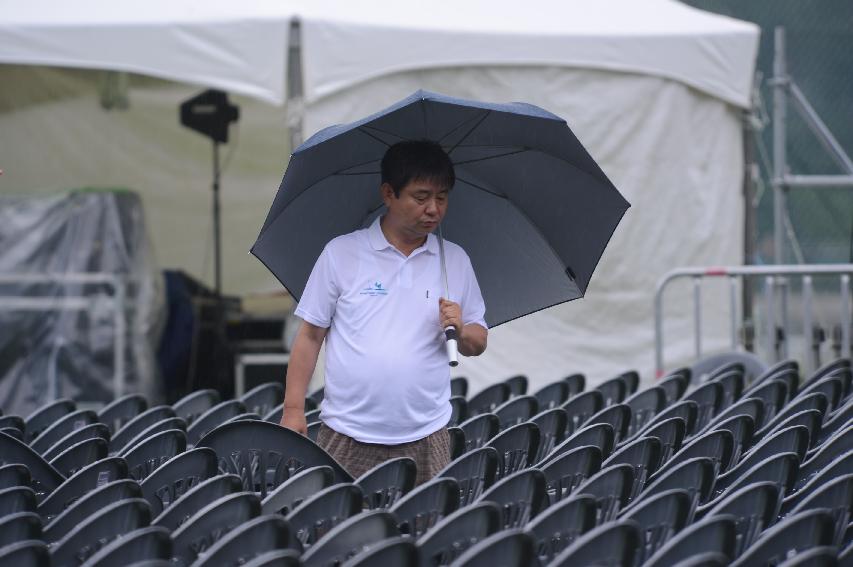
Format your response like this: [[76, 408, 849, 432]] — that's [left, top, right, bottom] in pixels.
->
[[437, 111, 493, 146], [447, 111, 492, 156], [359, 124, 410, 144], [356, 126, 396, 147], [455, 175, 508, 200], [452, 148, 530, 167]]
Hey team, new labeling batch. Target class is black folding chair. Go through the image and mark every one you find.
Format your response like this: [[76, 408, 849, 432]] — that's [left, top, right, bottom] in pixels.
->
[[787, 473, 853, 546], [643, 515, 737, 567], [563, 373, 586, 396], [171, 389, 220, 427], [300, 510, 398, 567], [191, 515, 294, 567], [560, 390, 603, 436], [540, 445, 602, 504], [548, 519, 641, 567], [49, 498, 151, 567], [120, 429, 187, 482], [476, 468, 546, 528], [449, 396, 468, 427], [797, 426, 853, 491], [777, 546, 841, 567], [624, 386, 666, 438], [0, 486, 36, 515], [494, 395, 538, 430], [42, 479, 141, 543], [620, 488, 690, 566], [389, 477, 459, 538], [339, 537, 417, 567], [504, 374, 529, 397], [709, 370, 744, 414], [118, 417, 187, 456], [754, 393, 828, 443], [42, 423, 111, 463], [285, 484, 362, 548], [684, 382, 723, 433], [700, 481, 780, 557], [450, 377, 468, 398], [642, 400, 698, 438], [0, 464, 30, 490], [602, 436, 662, 501], [185, 400, 246, 446], [748, 379, 789, 427], [708, 414, 755, 471], [458, 413, 500, 452], [48, 437, 108, 478], [449, 528, 535, 567], [138, 446, 218, 516], [485, 422, 539, 480], [658, 373, 688, 405], [575, 463, 634, 524], [700, 397, 763, 443], [415, 502, 501, 567], [596, 375, 628, 406], [36, 456, 127, 522], [0, 431, 64, 501], [527, 494, 597, 564], [529, 407, 568, 463], [0, 540, 50, 567], [533, 381, 570, 411], [587, 403, 631, 445], [196, 420, 352, 497], [261, 465, 335, 515], [782, 448, 853, 516], [170, 492, 262, 565], [79, 525, 171, 567], [24, 398, 75, 443], [817, 398, 853, 446], [542, 422, 614, 465], [151, 473, 243, 531], [639, 457, 716, 523], [97, 393, 148, 434], [355, 457, 416, 510], [640, 417, 686, 466], [239, 382, 285, 417], [702, 452, 799, 511], [436, 446, 498, 507], [447, 427, 465, 459], [663, 429, 734, 479], [732, 509, 835, 567], [720, 425, 809, 491], [0, 511, 42, 548], [467, 383, 510, 416], [108, 405, 176, 454]]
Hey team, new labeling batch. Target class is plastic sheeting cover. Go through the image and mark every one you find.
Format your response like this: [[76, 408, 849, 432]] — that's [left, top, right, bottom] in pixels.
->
[[0, 190, 165, 416]]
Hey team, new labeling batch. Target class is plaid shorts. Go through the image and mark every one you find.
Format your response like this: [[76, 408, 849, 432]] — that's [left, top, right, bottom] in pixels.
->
[[316, 423, 451, 486]]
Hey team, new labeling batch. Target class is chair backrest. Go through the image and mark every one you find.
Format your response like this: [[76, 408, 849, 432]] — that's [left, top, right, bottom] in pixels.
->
[[701, 397, 763, 442], [703, 452, 799, 511], [355, 457, 416, 510], [588, 404, 631, 444], [171, 389, 220, 427], [389, 477, 460, 538], [684, 382, 723, 433], [643, 515, 737, 567], [42, 423, 111, 464], [0, 415, 25, 434], [701, 481, 780, 557], [746, 359, 798, 391], [755, 393, 828, 442], [170, 492, 261, 565], [548, 519, 642, 567], [285, 483, 363, 548], [533, 381, 570, 411], [817, 398, 853, 446], [0, 431, 64, 501], [0, 540, 50, 567], [748, 379, 789, 427], [527, 494, 597, 564], [540, 445, 602, 504], [485, 422, 539, 480], [759, 409, 823, 451], [529, 407, 568, 463], [79, 525, 171, 567], [494, 395, 538, 430], [436, 446, 498, 507], [467, 383, 510, 416], [664, 429, 734, 479], [0, 463, 31, 490], [542, 422, 614, 466], [449, 396, 467, 427], [151, 473, 243, 531], [42, 479, 141, 543], [476, 468, 546, 528], [97, 393, 148, 434], [300, 510, 399, 567], [458, 413, 500, 452], [239, 382, 285, 417], [575, 463, 634, 524], [795, 375, 844, 414], [190, 514, 293, 567], [563, 373, 586, 396], [797, 425, 853, 490], [504, 374, 529, 397], [709, 413, 755, 470], [705, 362, 745, 382], [782, 448, 853, 516], [658, 374, 688, 405], [789, 473, 853, 546], [450, 376, 468, 398], [620, 488, 691, 566], [415, 501, 501, 567], [185, 400, 246, 446], [261, 465, 335, 516], [722, 425, 809, 487], [624, 387, 667, 438], [709, 370, 745, 413], [642, 400, 699, 438], [24, 398, 75, 443], [118, 417, 187, 456], [339, 537, 417, 567], [36, 456, 127, 521], [49, 498, 151, 567], [447, 427, 465, 459], [777, 546, 842, 567], [603, 436, 662, 501], [640, 457, 716, 523], [0, 512, 42, 548], [121, 429, 187, 482], [640, 417, 686, 466], [731, 509, 835, 567], [138, 446, 218, 516], [49, 437, 108, 478], [108, 405, 176, 454], [596, 376, 628, 406], [0, 486, 36, 515], [560, 390, 604, 436], [196, 420, 352, 497], [449, 528, 535, 567]]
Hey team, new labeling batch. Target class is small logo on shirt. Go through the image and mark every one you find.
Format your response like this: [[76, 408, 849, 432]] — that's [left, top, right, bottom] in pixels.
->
[[360, 280, 389, 296]]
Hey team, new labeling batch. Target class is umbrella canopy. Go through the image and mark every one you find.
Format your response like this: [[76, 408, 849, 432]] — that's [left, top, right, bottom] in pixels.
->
[[252, 90, 629, 328]]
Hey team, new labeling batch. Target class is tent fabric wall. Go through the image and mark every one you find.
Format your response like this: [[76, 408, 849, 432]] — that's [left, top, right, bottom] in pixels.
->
[[303, 67, 744, 391]]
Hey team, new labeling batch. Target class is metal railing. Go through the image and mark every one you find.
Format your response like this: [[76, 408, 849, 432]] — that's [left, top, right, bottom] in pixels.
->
[[0, 273, 127, 399], [654, 264, 853, 377]]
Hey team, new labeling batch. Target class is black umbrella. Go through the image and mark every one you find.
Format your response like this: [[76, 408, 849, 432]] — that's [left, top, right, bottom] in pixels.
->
[[253, 90, 629, 357]]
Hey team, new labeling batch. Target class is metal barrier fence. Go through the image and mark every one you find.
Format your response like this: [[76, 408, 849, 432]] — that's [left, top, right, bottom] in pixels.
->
[[0, 273, 127, 399], [654, 264, 853, 377]]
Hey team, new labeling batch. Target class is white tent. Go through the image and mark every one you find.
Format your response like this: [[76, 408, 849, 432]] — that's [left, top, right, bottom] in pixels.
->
[[0, 0, 760, 391]]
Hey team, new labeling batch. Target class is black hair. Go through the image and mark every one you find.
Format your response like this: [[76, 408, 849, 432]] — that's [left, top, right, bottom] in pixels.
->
[[380, 140, 455, 197]]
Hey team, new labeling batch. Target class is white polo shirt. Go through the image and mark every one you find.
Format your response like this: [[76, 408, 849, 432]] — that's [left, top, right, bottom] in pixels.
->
[[295, 216, 487, 444]]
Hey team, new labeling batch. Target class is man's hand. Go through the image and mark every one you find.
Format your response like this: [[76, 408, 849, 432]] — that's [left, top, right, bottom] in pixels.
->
[[439, 297, 463, 333], [281, 408, 308, 435]]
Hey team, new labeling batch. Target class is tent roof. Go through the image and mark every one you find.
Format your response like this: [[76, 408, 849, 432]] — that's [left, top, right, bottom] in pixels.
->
[[0, 0, 759, 107]]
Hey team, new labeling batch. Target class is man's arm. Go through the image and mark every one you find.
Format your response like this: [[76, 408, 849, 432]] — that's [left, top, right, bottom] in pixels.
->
[[439, 298, 488, 357], [280, 320, 328, 434]]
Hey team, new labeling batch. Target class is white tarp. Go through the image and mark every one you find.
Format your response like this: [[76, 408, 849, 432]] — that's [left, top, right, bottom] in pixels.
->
[[0, 1, 760, 391]]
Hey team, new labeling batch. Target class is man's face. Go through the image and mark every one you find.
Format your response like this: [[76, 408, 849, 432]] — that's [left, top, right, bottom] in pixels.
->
[[382, 178, 449, 239]]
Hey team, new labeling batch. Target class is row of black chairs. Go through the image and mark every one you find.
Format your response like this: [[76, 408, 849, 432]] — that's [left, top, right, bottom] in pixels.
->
[[0, 356, 851, 565]]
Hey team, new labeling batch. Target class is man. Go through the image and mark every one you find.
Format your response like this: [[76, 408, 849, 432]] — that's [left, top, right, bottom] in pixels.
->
[[280, 140, 488, 484]]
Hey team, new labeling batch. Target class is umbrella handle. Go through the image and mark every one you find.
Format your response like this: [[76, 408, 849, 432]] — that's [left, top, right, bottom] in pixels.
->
[[445, 327, 459, 367]]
